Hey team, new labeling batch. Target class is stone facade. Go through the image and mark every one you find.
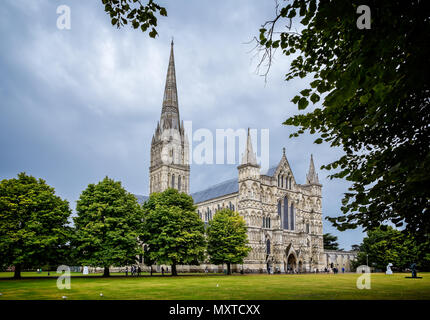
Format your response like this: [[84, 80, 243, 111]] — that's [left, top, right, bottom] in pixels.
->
[[143, 42, 355, 273], [191, 135, 325, 273], [324, 250, 357, 272], [149, 41, 190, 195]]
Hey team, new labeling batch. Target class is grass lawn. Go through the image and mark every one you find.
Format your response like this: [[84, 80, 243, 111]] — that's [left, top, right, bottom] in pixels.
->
[[0, 272, 429, 300]]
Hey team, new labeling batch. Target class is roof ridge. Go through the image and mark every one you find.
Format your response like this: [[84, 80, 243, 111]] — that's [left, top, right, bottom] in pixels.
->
[[191, 178, 237, 195]]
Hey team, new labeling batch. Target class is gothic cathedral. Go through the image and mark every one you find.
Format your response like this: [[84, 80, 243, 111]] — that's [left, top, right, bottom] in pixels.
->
[[145, 42, 356, 273]]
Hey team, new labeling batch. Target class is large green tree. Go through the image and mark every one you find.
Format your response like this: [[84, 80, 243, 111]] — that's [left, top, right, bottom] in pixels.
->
[[258, 1, 430, 239], [206, 209, 251, 275], [73, 177, 144, 277], [323, 233, 340, 251], [0, 173, 71, 279], [352, 226, 430, 271], [141, 188, 206, 276]]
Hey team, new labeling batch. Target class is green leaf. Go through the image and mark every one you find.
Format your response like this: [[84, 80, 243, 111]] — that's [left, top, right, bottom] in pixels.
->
[[291, 95, 300, 104], [298, 97, 309, 110], [300, 89, 311, 96], [310, 93, 320, 103]]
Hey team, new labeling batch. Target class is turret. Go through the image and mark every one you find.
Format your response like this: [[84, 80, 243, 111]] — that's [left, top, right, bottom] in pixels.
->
[[238, 128, 260, 181]]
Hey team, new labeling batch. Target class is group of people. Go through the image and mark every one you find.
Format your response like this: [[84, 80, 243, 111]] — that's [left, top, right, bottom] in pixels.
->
[[125, 265, 141, 276], [323, 266, 345, 274]]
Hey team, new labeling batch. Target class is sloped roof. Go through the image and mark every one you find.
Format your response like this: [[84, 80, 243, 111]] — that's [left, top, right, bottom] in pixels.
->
[[134, 164, 279, 206], [262, 165, 278, 177], [190, 178, 238, 204], [134, 194, 149, 205]]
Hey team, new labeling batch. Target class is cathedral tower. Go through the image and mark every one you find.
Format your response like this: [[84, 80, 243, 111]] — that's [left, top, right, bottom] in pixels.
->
[[149, 41, 190, 194]]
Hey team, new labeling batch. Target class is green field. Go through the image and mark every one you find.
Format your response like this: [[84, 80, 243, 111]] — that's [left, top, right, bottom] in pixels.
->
[[0, 272, 429, 300]]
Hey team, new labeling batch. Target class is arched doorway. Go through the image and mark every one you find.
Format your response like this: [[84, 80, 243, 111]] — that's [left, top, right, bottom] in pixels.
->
[[287, 254, 297, 273]]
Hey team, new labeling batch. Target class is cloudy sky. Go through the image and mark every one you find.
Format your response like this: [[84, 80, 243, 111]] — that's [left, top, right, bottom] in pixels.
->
[[0, 0, 363, 249]]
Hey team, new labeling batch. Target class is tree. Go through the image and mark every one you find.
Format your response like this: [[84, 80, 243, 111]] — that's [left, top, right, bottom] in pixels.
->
[[323, 233, 340, 251], [352, 226, 430, 271], [257, 1, 430, 240], [101, 0, 167, 38], [206, 209, 251, 275], [0, 173, 71, 279], [351, 244, 360, 252], [141, 188, 206, 276], [73, 177, 144, 277]]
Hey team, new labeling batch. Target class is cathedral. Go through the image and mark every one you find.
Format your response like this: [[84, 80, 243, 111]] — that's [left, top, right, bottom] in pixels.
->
[[140, 41, 356, 273]]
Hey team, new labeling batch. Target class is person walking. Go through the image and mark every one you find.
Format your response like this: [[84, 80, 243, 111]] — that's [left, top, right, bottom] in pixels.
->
[[161, 267, 164, 276], [138, 266, 141, 277], [125, 266, 128, 277]]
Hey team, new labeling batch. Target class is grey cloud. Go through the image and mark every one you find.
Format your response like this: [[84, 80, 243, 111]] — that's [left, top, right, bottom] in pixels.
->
[[0, 0, 363, 249]]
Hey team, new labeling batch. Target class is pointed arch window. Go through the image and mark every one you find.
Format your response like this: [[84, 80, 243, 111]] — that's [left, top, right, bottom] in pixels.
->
[[178, 175, 181, 191], [290, 203, 295, 230], [283, 197, 289, 230], [285, 176, 289, 189], [281, 175, 284, 188], [266, 239, 271, 254], [171, 174, 175, 188]]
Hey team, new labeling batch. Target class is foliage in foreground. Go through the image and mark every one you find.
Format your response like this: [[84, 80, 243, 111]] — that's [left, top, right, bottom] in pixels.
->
[[351, 226, 430, 271], [258, 0, 429, 240], [101, 0, 167, 38], [73, 177, 144, 276], [206, 209, 251, 275], [0, 173, 71, 278], [141, 188, 206, 276]]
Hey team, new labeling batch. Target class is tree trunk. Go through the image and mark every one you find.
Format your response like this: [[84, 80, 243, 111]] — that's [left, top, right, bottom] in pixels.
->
[[103, 266, 110, 277], [14, 264, 21, 279], [227, 263, 231, 275], [171, 263, 177, 276]]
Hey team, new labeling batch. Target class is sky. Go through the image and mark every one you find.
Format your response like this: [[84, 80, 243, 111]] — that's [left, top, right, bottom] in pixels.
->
[[0, 0, 364, 250]]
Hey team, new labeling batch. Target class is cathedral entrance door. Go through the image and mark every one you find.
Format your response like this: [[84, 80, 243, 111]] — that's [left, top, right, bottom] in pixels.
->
[[287, 254, 297, 273]]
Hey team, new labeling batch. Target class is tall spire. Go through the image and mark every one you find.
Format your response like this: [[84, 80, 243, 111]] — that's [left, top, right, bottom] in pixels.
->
[[306, 154, 320, 184], [160, 40, 180, 130], [241, 128, 258, 166]]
